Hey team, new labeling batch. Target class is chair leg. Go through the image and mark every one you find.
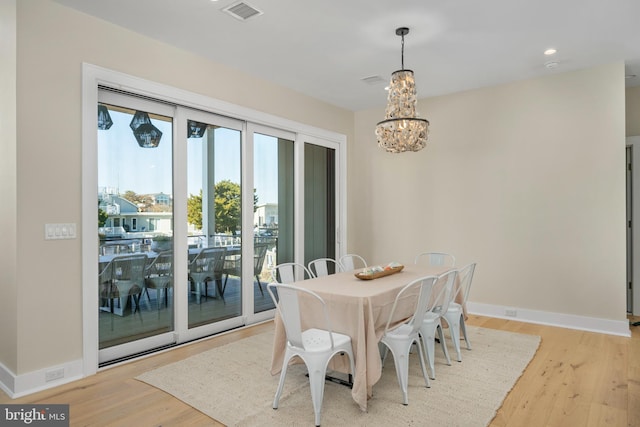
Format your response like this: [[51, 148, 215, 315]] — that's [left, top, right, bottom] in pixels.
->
[[460, 316, 471, 350], [447, 313, 463, 362], [395, 346, 411, 405], [414, 339, 431, 388], [222, 274, 229, 295], [436, 324, 451, 366], [307, 362, 326, 426], [379, 343, 389, 365], [256, 275, 264, 296], [273, 355, 291, 410], [215, 278, 226, 303], [203, 279, 209, 299], [421, 327, 437, 380], [143, 288, 151, 305]]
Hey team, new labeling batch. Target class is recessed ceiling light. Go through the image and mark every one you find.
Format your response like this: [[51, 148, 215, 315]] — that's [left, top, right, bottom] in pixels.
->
[[545, 61, 559, 69], [544, 48, 557, 56]]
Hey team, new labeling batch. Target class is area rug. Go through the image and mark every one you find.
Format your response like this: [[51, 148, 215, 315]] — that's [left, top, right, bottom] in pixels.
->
[[136, 326, 540, 426]]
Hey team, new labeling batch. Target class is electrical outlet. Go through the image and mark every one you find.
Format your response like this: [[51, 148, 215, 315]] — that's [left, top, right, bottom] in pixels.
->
[[45, 368, 64, 382], [505, 309, 517, 317]]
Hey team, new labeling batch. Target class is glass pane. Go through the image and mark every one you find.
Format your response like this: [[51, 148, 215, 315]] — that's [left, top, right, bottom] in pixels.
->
[[254, 133, 294, 312], [97, 102, 174, 350], [187, 120, 242, 328], [304, 143, 336, 270]]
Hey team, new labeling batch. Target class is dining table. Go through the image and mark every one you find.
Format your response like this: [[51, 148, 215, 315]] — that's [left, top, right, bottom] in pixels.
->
[[269, 262, 464, 411]]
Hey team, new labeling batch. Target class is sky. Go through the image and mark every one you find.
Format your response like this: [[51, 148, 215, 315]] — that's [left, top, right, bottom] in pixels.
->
[[98, 109, 279, 204]]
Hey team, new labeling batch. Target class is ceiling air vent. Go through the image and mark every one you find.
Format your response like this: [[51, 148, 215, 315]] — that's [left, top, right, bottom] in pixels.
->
[[223, 1, 263, 21]]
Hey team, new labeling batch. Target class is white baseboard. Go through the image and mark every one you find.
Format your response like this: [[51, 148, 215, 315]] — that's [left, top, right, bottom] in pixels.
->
[[467, 302, 631, 337], [0, 359, 84, 399]]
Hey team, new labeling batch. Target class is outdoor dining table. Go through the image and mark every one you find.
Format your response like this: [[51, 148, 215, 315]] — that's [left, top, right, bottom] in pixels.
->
[[98, 245, 242, 271], [270, 263, 464, 411]]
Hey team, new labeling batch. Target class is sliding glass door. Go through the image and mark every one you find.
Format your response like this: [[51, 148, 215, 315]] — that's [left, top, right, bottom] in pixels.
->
[[91, 82, 343, 366], [97, 91, 176, 362], [251, 125, 295, 313], [185, 110, 244, 329], [304, 141, 338, 271]]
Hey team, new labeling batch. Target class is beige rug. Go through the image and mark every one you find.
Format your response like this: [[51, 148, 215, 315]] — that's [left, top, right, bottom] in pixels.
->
[[136, 325, 540, 426]]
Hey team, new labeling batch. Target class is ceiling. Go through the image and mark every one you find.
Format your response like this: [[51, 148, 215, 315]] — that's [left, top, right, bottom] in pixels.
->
[[51, 0, 640, 112]]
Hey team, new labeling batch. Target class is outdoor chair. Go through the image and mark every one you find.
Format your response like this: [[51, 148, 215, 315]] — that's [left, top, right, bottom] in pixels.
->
[[222, 242, 269, 296], [100, 254, 148, 315], [188, 247, 227, 303], [144, 251, 173, 309]]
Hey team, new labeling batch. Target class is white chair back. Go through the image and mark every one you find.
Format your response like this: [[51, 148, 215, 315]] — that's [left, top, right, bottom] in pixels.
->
[[429, 269, 458, 316], [385, 275, 437, 336], [267, 283, 334, 350], [308, 258, 343, 277], [414, 252, 456, 267], [455, 262, 477, 305], [272, 262, 315, 283], [338, 253, 367, 271]]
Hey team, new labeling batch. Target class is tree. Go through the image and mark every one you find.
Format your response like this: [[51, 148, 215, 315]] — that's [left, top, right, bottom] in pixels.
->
[[122, 190, 153, 212], [186, 181, 259, 233], [187, 190, 203, 230], [214, 180, 241, 233], [98, 207, 108, 227]]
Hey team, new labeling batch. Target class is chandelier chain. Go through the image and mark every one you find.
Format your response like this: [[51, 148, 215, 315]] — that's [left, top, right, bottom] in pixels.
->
[[401, 34, 405, 70]]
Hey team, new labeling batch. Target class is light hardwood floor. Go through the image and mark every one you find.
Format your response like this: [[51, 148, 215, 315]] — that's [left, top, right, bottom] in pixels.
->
[[2, 315, 638, 426]]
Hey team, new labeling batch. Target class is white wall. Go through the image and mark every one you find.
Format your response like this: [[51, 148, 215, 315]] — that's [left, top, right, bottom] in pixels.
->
[[0, 0, 18, 381], [627, 86, 640, 137], [352, 63, 628, 330]]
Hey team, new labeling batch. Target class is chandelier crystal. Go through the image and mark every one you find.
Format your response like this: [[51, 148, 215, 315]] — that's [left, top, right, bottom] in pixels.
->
[[375, 27, 429, 153]]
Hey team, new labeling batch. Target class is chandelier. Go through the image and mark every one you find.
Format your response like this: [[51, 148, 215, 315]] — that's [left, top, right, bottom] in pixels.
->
[[375, 27, 429, 153], [130, 111, 162, 148]]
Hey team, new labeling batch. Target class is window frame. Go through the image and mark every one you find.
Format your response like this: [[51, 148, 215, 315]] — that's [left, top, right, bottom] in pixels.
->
[[82, 63, 347, 375]]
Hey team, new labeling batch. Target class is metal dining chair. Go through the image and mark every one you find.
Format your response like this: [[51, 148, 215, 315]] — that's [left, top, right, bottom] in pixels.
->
[[307, 258, 344, 277], [188, 247, 227, 303], [379, 275, 437, 405], [271, 262, 315, 283], [100, 254, 148, 315], [222, 242, 270, 296], [338, 253, 367, 271], [414, 252, 456, 267], [443, 262, 477, 361], [268, 283, 355, 426], [418, 269, 458, 379], [144, 251, 173, 309]]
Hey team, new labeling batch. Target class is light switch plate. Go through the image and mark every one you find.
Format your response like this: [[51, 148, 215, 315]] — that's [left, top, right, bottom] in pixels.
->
[[45, 223, 77, 240]]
